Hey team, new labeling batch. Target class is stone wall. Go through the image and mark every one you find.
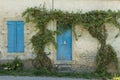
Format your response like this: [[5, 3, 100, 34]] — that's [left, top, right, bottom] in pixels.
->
[[45, 22, 120, 72], [0, 0, 120, 72]]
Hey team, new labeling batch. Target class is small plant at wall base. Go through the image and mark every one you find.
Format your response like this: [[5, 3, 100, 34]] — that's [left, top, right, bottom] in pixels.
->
[[0, 57, 23, 71], [22, 6, 120, 73]]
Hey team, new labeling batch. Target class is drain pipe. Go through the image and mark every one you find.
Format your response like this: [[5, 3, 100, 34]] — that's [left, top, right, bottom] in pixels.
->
[[52, 0, 54, 10]]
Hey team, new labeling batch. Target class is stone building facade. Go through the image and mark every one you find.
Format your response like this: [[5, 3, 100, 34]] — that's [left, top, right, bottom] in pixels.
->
[[0, 0, 120, 72]]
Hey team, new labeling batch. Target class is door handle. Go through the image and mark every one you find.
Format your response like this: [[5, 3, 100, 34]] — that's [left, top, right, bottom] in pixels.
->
[[64, 41, 66, 45]]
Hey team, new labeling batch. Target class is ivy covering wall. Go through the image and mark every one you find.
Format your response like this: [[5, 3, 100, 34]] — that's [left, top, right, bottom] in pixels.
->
[[22, 6, 120, 73]]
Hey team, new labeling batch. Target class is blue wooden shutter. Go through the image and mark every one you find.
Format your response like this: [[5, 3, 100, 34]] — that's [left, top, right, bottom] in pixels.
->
[[16, 21, 24, 52], [7, 21, 16, 52]]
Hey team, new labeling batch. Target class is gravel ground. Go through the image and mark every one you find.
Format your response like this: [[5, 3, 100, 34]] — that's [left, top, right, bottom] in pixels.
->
[[0, 76, 101, 80]]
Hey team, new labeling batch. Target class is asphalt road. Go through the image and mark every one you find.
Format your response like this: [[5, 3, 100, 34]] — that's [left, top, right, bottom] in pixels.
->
[[0, 76, 100, 80]]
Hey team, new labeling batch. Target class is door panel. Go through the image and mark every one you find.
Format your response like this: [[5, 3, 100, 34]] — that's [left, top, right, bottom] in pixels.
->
[[57, 25, 72, 60]]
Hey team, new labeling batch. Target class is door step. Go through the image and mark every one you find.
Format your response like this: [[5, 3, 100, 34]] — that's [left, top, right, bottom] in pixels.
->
[[54, 64, 73, 72]]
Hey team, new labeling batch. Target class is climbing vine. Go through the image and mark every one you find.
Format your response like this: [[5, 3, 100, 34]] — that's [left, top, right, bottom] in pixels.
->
[[22, 6, 120, 73]]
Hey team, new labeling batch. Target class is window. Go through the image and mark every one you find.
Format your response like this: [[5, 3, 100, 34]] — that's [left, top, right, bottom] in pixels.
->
[[7, 21, 24, 53]]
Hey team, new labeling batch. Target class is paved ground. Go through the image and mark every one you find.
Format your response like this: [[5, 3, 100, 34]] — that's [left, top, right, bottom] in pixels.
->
[[0, 76, 101, 80]]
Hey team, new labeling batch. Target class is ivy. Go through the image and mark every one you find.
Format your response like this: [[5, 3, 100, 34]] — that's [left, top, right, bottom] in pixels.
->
[[22, 6, 120, 73]]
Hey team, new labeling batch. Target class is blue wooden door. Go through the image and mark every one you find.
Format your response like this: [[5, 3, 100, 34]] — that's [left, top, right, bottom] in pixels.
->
[[57, 25, 72, 60]]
